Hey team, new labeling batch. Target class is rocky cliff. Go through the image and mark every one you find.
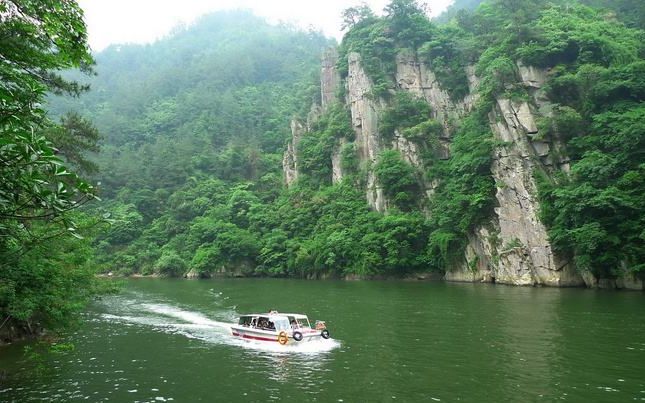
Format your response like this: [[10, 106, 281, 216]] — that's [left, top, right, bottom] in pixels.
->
[[282, 119, 304, 187], [390, 51, 582, 286], [447, 63, 584, 287], [345, 52, 389, 211], [283, 48, 643, 290]]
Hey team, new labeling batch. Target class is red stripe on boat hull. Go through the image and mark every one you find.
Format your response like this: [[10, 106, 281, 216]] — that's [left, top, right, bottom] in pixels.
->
[[231, 332, 279, 342]]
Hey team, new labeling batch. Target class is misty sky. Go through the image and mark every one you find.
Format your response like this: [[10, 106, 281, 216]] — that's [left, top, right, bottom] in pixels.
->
[[78, 0, 454, 51]]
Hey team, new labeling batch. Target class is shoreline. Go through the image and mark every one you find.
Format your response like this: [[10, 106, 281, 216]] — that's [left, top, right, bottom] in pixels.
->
[[95, 271, 644, 291]]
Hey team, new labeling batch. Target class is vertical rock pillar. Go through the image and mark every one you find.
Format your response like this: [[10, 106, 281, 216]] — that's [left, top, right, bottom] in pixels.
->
[[346, 52, 387, 212]]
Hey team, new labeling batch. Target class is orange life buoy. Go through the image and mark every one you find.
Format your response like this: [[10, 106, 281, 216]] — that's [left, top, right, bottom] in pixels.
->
[[277, 331, 288, 345]]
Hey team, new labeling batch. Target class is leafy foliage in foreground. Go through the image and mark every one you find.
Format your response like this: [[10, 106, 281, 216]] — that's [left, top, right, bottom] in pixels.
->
[[1, 0, 104, 336]]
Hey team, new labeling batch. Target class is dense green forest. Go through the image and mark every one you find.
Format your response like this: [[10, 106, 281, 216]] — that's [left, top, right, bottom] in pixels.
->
[[50, 11, 349, 278], [47, 0, 645, 281], [2, 0, 644, 339], [436, 0, 645, 29]]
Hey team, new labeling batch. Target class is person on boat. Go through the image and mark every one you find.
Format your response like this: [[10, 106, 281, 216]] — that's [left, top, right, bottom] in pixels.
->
[[291, 320, 299, 330]]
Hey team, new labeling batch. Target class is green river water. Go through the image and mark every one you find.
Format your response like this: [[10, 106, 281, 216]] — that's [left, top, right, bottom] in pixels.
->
[[1, 279, 644, 402]]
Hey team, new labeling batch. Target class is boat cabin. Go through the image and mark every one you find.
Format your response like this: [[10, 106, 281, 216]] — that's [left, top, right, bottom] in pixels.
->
[[231, 311, 329, 344], [237, 313, 311, 331]]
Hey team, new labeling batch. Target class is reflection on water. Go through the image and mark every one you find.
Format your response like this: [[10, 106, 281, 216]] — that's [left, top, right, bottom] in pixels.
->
[[491, 287, 563, 399], [1, 279, 644, 402]]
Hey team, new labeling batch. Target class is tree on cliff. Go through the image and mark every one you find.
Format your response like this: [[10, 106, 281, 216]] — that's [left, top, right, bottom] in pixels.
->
[[0, 0, 102, 338], [341, 4, 375, 30]]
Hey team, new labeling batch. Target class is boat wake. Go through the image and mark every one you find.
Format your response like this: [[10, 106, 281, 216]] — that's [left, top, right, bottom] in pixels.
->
[[96, 292, 340, 354]]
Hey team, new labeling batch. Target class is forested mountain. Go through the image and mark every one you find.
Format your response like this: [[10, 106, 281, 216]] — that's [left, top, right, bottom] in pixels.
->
[[435, 0, 645, 29], [305, 0, 643, 287], [48, 11, 343, 278], [50, 11, 331, 197], [49, 1, 644, 288]]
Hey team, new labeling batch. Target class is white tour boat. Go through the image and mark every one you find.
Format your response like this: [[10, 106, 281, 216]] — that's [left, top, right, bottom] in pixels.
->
[[230, 311, 330, 345]]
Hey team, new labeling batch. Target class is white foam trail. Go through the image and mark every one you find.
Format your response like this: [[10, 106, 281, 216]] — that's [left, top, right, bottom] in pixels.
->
[[227, 337, 341, 354], [98, 294, 340, 354], [140, 303, 230, 329]]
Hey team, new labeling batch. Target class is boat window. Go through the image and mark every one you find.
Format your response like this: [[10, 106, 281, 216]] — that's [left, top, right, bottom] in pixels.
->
[[274, 318, 290, 331], [238, 316, 252, 326], [257, 316, 270, 329], [297, 318, 310, 328]]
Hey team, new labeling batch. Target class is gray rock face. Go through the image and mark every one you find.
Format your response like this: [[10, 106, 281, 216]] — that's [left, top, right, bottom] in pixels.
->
[[441, 63, 583, 286], [283, 119, 304, 187], [392, 131, 423, 169], [594, 266, 644, 290], [321, 48, 341, 109], [463, 65, 480, 111], [347, 52, 387, 212], [307, 104, 322, 131], [615, 274, 644, 290], [284, 48, 341, 188], [282, 48, 630, 288], [395, 49, 478, 135], [332, 137, 346, 184], [321, 49, 346, 185], [444, 226, 496, 283], [487, 66, 583, 286], [394, 50, 480, 196], [393, 52, 565, 279], [496, 99, 538, 135], [395, 50, 455, 134], [517, 61, 547, 89], [393, 50, 478, 206], [184, 268, 211, 279]]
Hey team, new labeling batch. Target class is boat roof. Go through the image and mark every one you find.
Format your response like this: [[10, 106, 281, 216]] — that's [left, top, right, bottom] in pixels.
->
[[239, 313, 309, 319]]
